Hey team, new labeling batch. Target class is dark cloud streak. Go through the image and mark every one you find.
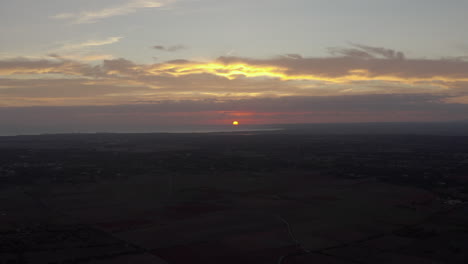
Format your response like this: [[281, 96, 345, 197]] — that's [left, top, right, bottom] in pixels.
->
[[152, 44, 187, 52], [328, 43, 405, 60]]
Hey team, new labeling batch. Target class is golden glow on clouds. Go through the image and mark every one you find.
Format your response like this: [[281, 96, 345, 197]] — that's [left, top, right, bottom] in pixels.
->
[[3, 57, 468, 85], [2, 55, 468, 107], [142, 62, 468, 84], [146, 62, 339, 82]]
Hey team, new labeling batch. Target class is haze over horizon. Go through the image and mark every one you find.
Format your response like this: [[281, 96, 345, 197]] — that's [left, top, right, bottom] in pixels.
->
[[2, 0, 468, 133]]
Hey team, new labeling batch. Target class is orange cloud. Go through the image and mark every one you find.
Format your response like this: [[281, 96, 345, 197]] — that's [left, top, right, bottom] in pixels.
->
[[2, 46, 468, 107]]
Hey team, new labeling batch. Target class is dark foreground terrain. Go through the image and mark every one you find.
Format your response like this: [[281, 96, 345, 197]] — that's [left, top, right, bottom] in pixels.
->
[[1, 132, 468, 263]]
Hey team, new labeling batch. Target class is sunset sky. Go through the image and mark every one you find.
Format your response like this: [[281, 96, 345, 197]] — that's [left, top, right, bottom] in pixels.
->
[[1, 0, 468, 133]]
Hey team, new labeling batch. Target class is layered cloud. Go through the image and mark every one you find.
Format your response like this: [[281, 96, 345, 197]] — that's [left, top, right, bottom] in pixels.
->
[[1, 44, 468, 121], [5, 54, 468, 83], [51, 0, 174, 24], [3, 49, 468, 85], [0, 57, 97, 76]]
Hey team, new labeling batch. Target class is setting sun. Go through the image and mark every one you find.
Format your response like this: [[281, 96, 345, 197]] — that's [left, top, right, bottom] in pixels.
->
[[232, 121, 239, 126]]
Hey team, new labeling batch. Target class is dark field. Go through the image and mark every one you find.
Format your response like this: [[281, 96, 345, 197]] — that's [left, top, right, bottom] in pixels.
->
[[1, 132, 468, 263]]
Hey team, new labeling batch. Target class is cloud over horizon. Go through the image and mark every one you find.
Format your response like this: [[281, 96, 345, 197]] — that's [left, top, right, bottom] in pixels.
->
[[1, 44, 468, 126], [3, 45, 468, 86]]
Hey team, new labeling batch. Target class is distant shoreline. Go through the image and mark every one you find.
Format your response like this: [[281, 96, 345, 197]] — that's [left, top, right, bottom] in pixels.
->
[[0, 127, 283, 137], [2, 121, 468, 137]]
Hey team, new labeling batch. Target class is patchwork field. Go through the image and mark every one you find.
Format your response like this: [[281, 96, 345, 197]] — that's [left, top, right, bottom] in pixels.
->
[[1, 133, 467, 263]]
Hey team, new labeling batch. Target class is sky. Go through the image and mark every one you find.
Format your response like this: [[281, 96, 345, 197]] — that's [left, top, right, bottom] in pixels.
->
[[1, 0, 468, 133]]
